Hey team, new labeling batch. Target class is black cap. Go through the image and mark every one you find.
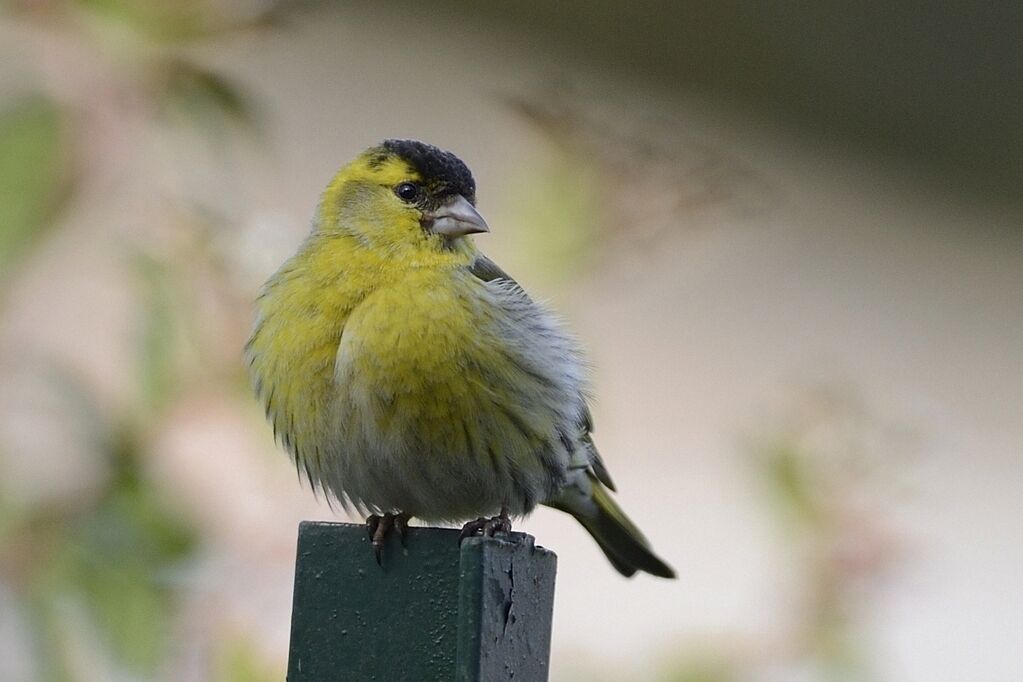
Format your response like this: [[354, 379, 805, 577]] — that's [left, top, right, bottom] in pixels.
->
[[378, 139, 476, 203]]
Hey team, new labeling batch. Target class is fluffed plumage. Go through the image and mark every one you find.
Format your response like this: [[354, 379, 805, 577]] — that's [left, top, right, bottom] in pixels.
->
[[246, 140, 674, 578]]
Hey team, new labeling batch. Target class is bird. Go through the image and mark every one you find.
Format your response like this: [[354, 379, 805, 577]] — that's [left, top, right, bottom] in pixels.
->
[[245, 139, 675, 578]]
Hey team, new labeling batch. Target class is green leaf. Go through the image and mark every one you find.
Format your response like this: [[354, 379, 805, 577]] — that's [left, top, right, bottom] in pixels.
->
[[0, 96, 68, 278]]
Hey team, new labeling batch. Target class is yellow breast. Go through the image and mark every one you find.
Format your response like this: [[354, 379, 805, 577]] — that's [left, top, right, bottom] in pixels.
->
[[336, 268, 507, 441], [248, 229, 569, 517], [246, 233, 499, 477]]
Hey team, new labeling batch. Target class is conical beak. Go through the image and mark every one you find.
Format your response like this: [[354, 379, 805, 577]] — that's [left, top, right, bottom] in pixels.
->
[[427, 195, 489, 237]]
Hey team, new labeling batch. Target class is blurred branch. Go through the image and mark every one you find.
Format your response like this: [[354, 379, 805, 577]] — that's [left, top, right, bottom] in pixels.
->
[[156, 58, 259, 128], [504, 85, 772, 250]]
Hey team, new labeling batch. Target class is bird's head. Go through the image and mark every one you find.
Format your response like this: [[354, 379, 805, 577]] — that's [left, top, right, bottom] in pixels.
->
[[316, 139, 489, 253]]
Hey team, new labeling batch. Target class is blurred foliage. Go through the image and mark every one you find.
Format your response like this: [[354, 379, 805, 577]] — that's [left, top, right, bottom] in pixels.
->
[[658, 653, 739, 682], [463, 1, 1023, 202], [33, 428, 197, 675], [762, 443, 824, 527], [214, 637, 285, 682], [748, 387, 902, 680], [0, 96, 69, 287], [507, 86, 764, 263], [75, 0, 218, 43], [504, 148, 601, 284], [647, 387, 903, 682], [0, 0, 285, 678], [133, 249, 194, 413], [0, 403, 197, 678], [157, 57, 261, 138], [0, 1, 923, 679]]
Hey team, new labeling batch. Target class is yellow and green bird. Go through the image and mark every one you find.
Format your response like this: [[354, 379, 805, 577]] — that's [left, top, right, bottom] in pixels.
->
[[246, 140, 674, 578]]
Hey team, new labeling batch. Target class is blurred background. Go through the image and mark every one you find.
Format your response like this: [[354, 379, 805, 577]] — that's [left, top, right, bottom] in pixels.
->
[[1, 1, 1021, 680]]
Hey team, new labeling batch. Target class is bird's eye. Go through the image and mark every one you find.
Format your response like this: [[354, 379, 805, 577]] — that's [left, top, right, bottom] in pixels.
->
[[394, 182, 420, 203]]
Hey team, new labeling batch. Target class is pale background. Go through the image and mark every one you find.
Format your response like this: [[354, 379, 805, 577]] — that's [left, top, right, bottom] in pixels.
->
[[1, 2, 1020, 681]]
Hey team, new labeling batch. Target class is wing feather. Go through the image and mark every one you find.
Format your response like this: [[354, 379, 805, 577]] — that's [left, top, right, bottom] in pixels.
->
[[468, 252, 617, 492]]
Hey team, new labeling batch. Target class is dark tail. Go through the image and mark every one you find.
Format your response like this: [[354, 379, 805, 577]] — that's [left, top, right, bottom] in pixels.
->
[[551, 473, 676, 579]]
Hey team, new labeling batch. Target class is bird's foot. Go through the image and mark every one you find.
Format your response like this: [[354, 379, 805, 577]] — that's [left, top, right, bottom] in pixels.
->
[[459, 507, 512, 544], [365, 512, 411, 565]]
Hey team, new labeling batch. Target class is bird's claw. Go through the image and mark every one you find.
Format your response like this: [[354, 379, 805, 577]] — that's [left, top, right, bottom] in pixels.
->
[[365, 512, 411, 565], [459, 508, 512, 544], [393, 513, 410, 547]]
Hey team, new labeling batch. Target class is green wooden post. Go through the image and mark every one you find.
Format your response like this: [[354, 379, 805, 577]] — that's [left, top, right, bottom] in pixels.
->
[[287, 521, 557, 681]]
